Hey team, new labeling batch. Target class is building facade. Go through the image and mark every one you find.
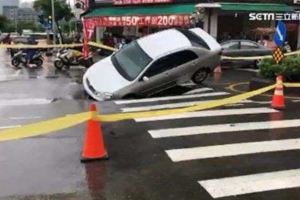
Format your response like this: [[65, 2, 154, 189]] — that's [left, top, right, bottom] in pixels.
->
[[84, 0, 300, 49], [3, 6, 18, 21], [17, 8, 38, 22], [0, 0, 19, 15]]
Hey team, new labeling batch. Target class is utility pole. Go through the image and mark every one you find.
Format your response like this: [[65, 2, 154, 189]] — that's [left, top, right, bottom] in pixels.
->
[[51, 0, 56, 45]]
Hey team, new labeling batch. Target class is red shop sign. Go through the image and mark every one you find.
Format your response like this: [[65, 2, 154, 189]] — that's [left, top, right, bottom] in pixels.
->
[[113, 0, 172, 5], [88, 15, 190, 27]]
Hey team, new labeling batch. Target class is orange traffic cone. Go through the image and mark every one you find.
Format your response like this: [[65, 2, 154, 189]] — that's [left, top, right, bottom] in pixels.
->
[[271, 75, 285, 110], [214, 64, 222, 73], [81, 103, 108, 162]]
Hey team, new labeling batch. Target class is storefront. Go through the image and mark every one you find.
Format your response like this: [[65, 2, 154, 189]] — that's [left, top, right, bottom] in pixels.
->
[[196, 2, 296, 48], [83, 0, 198, 47]]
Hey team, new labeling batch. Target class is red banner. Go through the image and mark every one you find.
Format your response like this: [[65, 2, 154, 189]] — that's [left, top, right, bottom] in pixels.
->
[[113, 0, 172, 5], [82, 18, 95, 58], [86, 15, 190, 27]]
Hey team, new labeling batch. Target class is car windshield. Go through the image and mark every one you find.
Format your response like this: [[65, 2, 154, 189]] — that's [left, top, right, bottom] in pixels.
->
[[111, 41, 152, 81]]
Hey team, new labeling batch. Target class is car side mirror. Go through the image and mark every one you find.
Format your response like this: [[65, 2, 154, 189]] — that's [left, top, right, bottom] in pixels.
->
[[142, 76, 149, 82]]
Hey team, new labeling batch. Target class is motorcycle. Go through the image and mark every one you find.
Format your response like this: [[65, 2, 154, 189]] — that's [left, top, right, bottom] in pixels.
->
[[11, 50, 43, 68], [54, 49, 94, 70]]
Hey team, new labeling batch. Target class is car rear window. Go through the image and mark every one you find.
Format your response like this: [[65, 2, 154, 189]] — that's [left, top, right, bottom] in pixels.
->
[[177, 29, 210, 50]]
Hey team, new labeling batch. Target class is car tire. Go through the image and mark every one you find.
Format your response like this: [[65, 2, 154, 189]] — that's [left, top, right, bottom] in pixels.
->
[[192, 68, 209, 84]]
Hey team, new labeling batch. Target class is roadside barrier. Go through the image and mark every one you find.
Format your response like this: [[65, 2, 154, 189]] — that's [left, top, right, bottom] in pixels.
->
[[81, 104, 108, 162], [0, 81, 299, 142]]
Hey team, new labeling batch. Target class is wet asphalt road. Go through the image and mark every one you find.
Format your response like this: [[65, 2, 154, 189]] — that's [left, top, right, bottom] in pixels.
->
[[0, 49, 299, 200]]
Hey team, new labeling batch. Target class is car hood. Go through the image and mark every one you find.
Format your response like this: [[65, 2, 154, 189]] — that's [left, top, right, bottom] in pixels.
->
[[84, 56, 131, 93]]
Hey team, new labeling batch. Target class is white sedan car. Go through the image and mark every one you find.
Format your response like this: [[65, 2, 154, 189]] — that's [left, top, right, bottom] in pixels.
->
[[83, 28, 221, 101]]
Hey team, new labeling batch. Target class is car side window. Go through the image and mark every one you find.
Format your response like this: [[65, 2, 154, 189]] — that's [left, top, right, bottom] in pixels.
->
[[144, 50, 198, 77], [241, 41, 259, 49], [222, 41, 239, 50]]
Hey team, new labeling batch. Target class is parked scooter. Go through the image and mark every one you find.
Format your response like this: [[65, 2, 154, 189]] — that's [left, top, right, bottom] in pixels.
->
[[11, 50, 43, 68], [54, 48, 94, 70]]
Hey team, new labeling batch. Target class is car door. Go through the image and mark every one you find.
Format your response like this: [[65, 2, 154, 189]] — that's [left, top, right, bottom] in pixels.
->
[[240, 40, 272, 56], [240, 41, 262, 56], [130, 50, 198, 96], [221, 41, 241, 57], [221, 41, 242, 66]]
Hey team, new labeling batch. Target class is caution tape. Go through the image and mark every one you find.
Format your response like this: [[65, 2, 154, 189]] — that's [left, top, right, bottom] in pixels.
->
[[88, 42, 118, 52], [97, 84, 276, 122], [0, 112, 91, 142], [2, 82, 300, 141], [0, 43, 84, 49], [0, 42, 116, 51], [284, 83, 300, 87], [221, 55, 272, 60], [222, 49, 300, 61]]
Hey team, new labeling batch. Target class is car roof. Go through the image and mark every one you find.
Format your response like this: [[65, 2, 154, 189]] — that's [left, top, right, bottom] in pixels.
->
[[137, 29, 192, 59]]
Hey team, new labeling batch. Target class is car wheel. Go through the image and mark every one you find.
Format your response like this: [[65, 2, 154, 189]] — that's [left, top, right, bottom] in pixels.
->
[[192, 68, 209, 84]]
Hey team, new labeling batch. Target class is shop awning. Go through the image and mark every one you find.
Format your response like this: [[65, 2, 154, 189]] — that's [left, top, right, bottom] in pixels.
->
[[219, 3, 294, 12], [84, 4, 196, 27], [85, 4, 196, 17]]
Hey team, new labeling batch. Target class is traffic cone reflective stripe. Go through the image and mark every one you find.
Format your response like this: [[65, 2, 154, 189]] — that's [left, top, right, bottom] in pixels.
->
[[81, 103, 108, 162], [214, 65, 222, 73], [271, 75, 285, 110]]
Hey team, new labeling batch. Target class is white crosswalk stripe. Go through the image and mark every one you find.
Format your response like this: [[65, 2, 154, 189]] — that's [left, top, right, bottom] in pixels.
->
[[183, 88, 213, 95], [199, 169, 300, 198], [115, 92, 229, 104], [166, 138, 300, 162], [0, 98, 53, 106], [115, 90, 224, 105], [120, 88, 300, 198], [148, 119, 300, 138], [135, 107, 278, 122], [179, 81, 197, 87], [121, 99, 253, 112]]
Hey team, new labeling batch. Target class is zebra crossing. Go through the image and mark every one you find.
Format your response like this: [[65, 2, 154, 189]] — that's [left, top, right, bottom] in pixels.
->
[[114, 86, 300, 199]]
